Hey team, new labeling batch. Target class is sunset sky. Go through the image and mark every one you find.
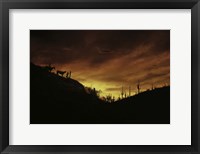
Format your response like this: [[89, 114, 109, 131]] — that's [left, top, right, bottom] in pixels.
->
[[30, 30, 170, 98]]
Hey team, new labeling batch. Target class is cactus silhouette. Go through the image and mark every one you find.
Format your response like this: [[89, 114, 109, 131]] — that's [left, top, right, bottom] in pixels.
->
[[151, 83, 154, 90], [121, 86, 124, 98], [69, 71, 71, 78], [137, 81, 140, 94]]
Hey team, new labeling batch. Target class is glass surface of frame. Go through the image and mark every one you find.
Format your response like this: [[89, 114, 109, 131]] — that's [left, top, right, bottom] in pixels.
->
[[0, 0, 200, 154]]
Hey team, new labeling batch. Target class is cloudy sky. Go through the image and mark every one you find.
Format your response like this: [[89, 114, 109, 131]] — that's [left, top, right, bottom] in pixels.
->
[[30, 30, 170, 98]]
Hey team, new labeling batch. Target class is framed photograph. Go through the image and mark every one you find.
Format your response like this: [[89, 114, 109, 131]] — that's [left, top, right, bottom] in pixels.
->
[[0, 0, 199, 153], [30, 29, 170, 124]]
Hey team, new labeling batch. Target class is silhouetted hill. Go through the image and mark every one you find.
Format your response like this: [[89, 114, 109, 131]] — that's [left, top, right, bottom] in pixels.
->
[[31, 63, 101, 103], [30, 63, 104, 124], [30, 63, 170, 124], [111, 87, 170, 123]]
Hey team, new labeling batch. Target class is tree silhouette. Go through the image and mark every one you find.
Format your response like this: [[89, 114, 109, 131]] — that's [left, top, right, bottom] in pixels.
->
[[85, 87, 101, 98]]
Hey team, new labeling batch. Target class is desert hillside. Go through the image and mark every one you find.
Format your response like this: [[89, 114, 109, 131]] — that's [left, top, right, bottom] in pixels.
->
[[30, 63, 170, 124]]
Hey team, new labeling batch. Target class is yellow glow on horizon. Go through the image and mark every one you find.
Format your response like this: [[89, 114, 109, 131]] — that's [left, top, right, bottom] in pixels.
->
[[73, 75, 169, 99]]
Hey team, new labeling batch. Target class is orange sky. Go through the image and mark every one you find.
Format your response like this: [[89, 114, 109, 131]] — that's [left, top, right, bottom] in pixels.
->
[[30, 30, 170, 98]]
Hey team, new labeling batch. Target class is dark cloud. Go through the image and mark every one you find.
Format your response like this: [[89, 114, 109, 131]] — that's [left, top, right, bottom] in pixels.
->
[[140, 72, 170, 83], [30, 30, 170, 65], [106, 87, 122, 91]]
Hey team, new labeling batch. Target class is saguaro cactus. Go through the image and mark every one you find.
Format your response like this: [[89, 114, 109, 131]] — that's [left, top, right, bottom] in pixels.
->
[[137, 81, 140, 94], [121, 86, 124, 98]]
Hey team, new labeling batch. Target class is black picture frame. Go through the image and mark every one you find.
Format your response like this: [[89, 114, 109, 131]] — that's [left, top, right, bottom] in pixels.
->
[[0, 0, 199, 153]]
